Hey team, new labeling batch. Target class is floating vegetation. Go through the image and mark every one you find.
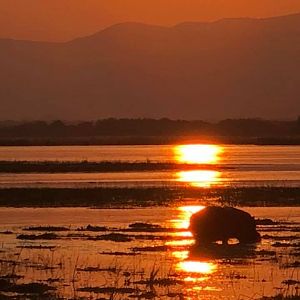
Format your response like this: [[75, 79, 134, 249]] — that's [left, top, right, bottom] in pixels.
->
[[128, 222, 162, 231], [0, 282, 55, 295], [122, 222, 184, 233], [256, 250, 277, 256], [256, 218, 279, 225], [16, 245, 57, 250], [0, 231, 13, 235], [77, 224, 108, 232], [23, 226, 70, 232], [17, 233, 58, 240], [282, 279, 300, 285], [100, 251, 140, 256], [77, 287, 138, 294], [131, 246, 169, 252], [0, 186, 299, 207], [44, 278, 62, 283], [88, 233, 133, 242], [134, 277, 182, 287]]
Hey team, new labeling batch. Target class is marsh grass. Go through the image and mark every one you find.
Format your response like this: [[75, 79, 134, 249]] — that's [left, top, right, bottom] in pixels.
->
[[17, 233, 59, 240], [0, 212, 300, 299], [0, 247, 299, 300], [23, 226, 70, 232], [0, 186, 299, 207], [0, 160, 225, 173]]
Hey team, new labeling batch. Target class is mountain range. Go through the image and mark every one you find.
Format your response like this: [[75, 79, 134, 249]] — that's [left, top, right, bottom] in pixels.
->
[[1, 13, 300, 120]]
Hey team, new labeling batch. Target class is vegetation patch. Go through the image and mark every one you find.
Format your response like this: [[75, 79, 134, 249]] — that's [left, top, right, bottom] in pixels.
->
[[0, 187, 299, 208], [122, 222, 181, 233], [16, 245, 57, 250], [88, 233, 133, 242], [100, 251, 140, 256], [23, 226, 69, 232], [0, 282, 55, 295], [256, 250, 276, 256], [256, 218, 279, 225], [134, 277, 182, 287], [77, 287, 138, 294], [0, 231, 13, 235], [131, 245, 169, 252], [77, 224, 108, 232], [17, 233, 59, 240]]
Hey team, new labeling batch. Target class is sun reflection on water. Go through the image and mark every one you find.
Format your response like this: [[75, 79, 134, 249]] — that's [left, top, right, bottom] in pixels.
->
[[177, 261, 217, 275], [172, 205, 205, 229], [174, 144, 223, 188], [169, 206, 218, 289], [177, 170, 221, 187]]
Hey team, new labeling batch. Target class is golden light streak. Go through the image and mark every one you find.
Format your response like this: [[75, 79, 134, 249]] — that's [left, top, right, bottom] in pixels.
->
[[172, 205, 205, 229], [177, 261, 217, 274], [177, 170, 221, 187]]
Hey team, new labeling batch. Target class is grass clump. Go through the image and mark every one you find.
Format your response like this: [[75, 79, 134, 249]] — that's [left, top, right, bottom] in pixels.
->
[[88, 233, 133, 242], [17, 233, 58, 240], [23, 226, 69, 232]]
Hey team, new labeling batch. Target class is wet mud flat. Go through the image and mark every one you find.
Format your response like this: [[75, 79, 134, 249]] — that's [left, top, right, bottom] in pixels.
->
[[0, 207, 299, 299]]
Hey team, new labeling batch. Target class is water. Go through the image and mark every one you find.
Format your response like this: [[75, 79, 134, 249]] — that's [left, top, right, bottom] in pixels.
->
[[1, 145, 300, 165], [0, 145, 299, 188], [0, 206, 299, 299], [0, 145, 299, 299]]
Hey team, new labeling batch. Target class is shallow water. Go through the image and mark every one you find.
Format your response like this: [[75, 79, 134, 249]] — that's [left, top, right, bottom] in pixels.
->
[[0, 206, 299, 299], [0, 145, 299, 188]]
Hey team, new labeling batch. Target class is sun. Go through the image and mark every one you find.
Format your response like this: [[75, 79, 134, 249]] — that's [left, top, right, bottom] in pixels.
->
[[174, 144, 222, 164]]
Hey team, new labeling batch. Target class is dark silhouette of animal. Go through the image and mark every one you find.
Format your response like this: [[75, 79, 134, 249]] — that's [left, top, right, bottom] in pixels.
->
[[189, 206, 260, 244]]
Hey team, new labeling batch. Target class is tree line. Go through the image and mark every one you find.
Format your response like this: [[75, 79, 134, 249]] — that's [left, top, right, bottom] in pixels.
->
[[0, 118, 299, 139]]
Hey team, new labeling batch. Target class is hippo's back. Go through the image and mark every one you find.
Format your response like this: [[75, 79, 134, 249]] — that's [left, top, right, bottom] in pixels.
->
[[189, 206, 260, 244]]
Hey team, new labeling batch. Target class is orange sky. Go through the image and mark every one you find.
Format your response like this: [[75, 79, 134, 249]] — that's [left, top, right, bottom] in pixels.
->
[[1, 0, 300, 41]]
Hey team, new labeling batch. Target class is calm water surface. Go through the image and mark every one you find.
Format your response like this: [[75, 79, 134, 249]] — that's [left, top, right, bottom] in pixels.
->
[[0, 145, 299, 188]]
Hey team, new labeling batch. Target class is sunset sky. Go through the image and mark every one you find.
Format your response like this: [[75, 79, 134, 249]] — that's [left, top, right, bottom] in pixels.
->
[[1, 0, 300, 41]]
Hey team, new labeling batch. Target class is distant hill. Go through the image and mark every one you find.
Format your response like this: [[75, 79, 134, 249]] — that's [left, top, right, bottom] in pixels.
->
[[0, 14, 300, 120]]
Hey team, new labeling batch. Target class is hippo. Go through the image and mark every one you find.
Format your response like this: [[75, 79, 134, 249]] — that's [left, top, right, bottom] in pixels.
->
[[189, 206, 260, 245]]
